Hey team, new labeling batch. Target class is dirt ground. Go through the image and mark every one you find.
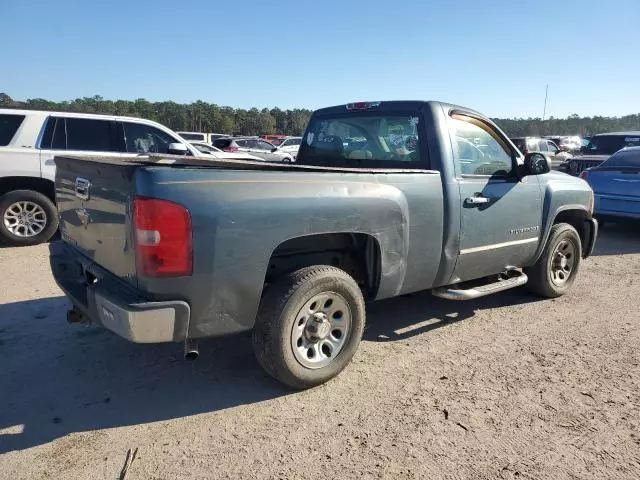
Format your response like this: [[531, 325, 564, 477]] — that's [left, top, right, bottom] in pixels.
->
[[1, 224, 639, 480]]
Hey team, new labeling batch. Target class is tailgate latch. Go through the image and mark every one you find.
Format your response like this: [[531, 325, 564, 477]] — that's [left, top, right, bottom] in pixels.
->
[[75, 177, 91, 200]]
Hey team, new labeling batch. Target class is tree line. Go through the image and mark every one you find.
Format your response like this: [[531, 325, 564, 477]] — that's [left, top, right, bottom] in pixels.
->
[[1, 93, 639, 138]]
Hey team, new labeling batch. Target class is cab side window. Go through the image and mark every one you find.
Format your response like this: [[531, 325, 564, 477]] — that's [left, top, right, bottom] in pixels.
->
[[449, 114, 514, 176], [122, 122, 179, 154]]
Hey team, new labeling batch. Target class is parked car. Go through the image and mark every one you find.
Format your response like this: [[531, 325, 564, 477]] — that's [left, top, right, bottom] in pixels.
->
[[544, 136, 582, 154], [0, 108, 214, 246], [260, 134, 288, 146], [50, 100, 597, 389], [177, 132, 229, 144], [213, 137, 294, 162], [561, 132, 640, 176], [510, 137, 572, 169], [580, 146, 640, 223], [275, 136, 302, 159], [189, 141, 263, 161]]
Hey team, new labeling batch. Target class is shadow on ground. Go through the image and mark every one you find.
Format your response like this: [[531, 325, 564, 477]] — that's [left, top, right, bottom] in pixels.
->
[[0, 286, 548, 453], [0, 296, 287, 453], [592, 221, 640, 256], [364, 287, 542, 342]]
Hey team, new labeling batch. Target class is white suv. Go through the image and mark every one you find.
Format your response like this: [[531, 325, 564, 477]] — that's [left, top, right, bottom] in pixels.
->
[[0, 109, 210, 246]]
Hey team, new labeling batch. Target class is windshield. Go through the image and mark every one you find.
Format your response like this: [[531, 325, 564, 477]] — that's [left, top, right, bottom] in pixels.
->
[[582, 135, 640, 155], [297, 113, 421, 167]]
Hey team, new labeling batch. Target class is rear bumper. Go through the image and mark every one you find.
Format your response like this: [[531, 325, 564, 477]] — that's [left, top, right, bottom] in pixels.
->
[[50, 241, 190, 343]]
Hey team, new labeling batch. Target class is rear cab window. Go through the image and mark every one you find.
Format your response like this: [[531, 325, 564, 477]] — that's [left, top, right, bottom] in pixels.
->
[[297, 106, 423, 168], [0, 114, 26, 146]]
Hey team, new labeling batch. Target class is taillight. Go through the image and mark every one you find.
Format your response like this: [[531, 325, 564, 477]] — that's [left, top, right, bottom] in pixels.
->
[[579, 170, 589, 181], [133, 197, 192, 277], [224, 145, 238, 152]]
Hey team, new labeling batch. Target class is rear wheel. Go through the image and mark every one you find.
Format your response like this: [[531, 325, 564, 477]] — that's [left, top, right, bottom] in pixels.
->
[[252, 265, 365, 389], [0, 190, 59, 246], [525, 223, 582, 298]]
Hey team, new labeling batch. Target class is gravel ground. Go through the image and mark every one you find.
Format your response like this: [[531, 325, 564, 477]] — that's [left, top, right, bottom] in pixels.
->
[[1, 224, 639, 480]]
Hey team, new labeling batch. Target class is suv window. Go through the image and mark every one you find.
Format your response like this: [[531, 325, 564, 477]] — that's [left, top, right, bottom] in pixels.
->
[[64, 118, 118, 151], [538, 140, 548, 152], [213, 138, 232, 149], [0, 114, 25, 146], [449, 114, 513, 176], [583, 135, 640, 155], [235, 139, 249, 148], [122, 122, 180, 154], [546, 141, 559, 153], [298, 113, 421, 167], [257, 140, 274, 151]]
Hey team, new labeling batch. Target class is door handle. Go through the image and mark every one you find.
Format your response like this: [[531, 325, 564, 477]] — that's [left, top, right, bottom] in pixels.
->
[[464, 195, 490, 205]]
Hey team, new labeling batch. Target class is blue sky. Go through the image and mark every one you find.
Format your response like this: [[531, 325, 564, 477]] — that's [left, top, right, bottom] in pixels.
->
[[3, 0, 639, 118]]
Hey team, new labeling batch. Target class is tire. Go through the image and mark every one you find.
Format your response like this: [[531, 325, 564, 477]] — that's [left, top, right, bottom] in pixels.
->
[[0, 190, 59, 247], [252, 265, 366, 389], [525, 223, 582, 298]]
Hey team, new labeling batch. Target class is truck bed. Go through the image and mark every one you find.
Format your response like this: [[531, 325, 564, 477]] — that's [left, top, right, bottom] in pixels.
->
[[53, 153, 445, 339]]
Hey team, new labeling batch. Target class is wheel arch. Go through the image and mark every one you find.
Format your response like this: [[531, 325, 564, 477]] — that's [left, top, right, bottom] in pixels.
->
[[263, 232, 382, 300], [531, 206, 593, 263], [0, 176, 56, 201]]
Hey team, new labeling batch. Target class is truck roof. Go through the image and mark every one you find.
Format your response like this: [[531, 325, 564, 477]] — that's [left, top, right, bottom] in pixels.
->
[[593, 131, 640, 136], [311, 100, 484, 118]]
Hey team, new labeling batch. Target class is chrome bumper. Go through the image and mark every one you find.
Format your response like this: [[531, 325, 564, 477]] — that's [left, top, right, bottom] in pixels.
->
[[50, 241, 190, 343]]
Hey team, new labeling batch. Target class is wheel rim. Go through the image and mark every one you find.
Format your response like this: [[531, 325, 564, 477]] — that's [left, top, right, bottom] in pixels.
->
[[550, 238, 576, 286], [3, 201, 48, 238], [290, 292, 352, 369]]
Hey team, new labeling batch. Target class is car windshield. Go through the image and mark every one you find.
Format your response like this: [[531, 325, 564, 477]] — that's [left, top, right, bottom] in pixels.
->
[[298, 112, 421, 167], [582, 135, 640, 155]]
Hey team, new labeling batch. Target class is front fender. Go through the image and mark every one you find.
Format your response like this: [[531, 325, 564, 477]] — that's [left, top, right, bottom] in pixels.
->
[[530, 173, 594, 263]]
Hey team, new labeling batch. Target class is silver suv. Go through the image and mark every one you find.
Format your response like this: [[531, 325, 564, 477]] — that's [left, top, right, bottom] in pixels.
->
[[213, 137, 294, 162]]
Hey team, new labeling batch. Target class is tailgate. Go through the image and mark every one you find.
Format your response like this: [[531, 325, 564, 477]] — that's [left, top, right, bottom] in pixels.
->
[[55, 156, 139, 286]]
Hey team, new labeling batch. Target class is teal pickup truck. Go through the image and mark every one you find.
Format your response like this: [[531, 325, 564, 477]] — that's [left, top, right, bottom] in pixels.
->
[[50, 101, 597, 388]]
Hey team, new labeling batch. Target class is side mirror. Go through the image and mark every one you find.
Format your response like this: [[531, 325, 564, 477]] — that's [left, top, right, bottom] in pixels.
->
[[523, 152, 550, 176], [271, 146, 278, 152], [168, 142, 189, 155]]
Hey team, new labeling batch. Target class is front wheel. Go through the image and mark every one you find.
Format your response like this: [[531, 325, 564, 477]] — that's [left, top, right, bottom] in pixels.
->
[[252, 266, 365, 389], [525, 223, 582, 298], [0, 190, 59, 246]]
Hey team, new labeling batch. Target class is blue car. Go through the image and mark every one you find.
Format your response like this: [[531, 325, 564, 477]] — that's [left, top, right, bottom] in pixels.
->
[[581, 146, 640, 222]]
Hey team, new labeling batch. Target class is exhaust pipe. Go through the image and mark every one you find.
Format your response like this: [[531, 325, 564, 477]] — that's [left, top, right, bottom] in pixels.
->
[[67, 306, 88, 324], [184, 339, 199, 361]]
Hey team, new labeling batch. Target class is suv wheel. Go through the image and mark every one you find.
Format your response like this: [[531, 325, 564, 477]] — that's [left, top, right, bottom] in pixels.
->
[[252, 266, 365, 389], [0, 190, 59, 246]]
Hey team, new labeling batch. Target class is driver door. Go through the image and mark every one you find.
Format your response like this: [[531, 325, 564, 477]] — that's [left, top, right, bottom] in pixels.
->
[[448, 113, 543, 282]]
